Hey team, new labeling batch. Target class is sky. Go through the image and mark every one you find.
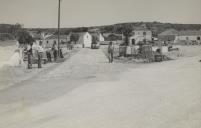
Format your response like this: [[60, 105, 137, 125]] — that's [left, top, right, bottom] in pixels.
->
[[0, 0, 201, 28]]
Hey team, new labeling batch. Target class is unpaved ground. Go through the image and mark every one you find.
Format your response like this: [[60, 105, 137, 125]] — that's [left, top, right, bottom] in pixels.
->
[[0, 48, 79, 90], [0, 46, 201, 128], [0, 40, 17, 68]]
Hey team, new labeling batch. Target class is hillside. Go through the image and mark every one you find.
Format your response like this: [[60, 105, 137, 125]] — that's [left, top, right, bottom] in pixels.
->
[[26, 22, 201, 37], [0, 23, 22, 41], [2, 22, 201, 38]]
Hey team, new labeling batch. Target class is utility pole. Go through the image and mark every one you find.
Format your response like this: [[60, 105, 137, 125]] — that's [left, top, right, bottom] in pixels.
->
[[58, 0, 61, 57]]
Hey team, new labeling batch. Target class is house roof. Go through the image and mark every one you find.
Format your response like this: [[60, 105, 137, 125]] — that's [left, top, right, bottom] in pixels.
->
[[159, 29, 201, 36], [178, 30, 201, 36], [158, 29, 178, 36], [103, 33, 123, 37]]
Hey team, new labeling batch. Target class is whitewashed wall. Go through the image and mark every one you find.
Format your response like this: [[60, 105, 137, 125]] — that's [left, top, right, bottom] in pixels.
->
[[175, 35, 201, 41], [129, 30, 152, 45]]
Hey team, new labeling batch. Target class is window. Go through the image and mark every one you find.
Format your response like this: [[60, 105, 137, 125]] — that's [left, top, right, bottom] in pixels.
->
[[186, 37, 189, 40], [143, 32, 146, 36], [197, 36, 200, 40]]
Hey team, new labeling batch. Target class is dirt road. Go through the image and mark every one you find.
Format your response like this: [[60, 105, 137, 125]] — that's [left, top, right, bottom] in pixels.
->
[[0, 47, 201, 128]]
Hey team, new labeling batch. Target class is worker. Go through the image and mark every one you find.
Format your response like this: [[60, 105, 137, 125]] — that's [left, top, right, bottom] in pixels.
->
[[52, 41, 58, 61], [45, 41, 52, 62], [108, 41, 114, 63]]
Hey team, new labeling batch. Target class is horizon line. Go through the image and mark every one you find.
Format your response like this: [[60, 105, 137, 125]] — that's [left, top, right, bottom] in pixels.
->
[[1, 21, 201, 29]]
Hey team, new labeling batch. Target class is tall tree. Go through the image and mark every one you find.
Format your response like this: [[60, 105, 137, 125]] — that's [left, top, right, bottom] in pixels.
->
[[70, 34, 79, 44], [122, 25, 133, 46], [17, 30, 34, 44]]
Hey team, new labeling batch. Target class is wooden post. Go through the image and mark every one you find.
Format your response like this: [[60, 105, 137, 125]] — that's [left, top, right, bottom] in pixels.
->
[[57, 0, 61, 58], [27, 52, 32, 69], [38, 52, 42, 68]]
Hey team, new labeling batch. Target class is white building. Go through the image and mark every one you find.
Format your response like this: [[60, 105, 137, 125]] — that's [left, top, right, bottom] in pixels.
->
[[175, 30, 201, 43], [78, 32, 92, 48], [129, 29, 152, 45], [98, 33, 105, 42]]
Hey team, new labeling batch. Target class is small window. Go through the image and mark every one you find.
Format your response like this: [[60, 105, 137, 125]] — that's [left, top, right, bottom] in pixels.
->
[[197, 36, 200, 40], [132, 39, 135, 45], [186, 37, 189, 40], [143, 32, 146, 36]]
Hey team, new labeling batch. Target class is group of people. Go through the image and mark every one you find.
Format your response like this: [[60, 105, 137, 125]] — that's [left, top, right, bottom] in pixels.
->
[[24, 40, 113, 68], [25, 40, 62, 68], [45, 41, 60, 62]]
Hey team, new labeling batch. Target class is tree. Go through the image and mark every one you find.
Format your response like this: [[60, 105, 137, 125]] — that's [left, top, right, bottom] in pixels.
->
[[70, 34, 79, 44], [107, 34, 121, 41], [122, 25, 133, 46], [92, 35, 98, 44], [17, 30, 34, 44]]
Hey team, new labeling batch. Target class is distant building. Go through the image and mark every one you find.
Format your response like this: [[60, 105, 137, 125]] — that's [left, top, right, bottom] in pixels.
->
[[103, 33, 123, 41], [98, 33, 105, 42], [45, 35, 70, 47], [78, 32, 92, 48], [158, 29, 201, 44], [129, 29, 152, 45], [175, 30, 201, 43], [158, 29, 178, 42]]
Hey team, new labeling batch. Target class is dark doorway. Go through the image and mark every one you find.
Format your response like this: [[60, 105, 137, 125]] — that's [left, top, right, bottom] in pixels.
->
[[197, 36, 200, 40], [132, 39, 136, 45]]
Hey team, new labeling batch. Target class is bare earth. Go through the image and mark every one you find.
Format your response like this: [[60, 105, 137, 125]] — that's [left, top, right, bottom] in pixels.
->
[[0, 46, 201, 128]]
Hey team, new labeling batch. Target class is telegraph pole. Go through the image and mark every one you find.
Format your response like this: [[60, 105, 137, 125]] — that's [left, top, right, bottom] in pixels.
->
[[58, 0, 61, 57]]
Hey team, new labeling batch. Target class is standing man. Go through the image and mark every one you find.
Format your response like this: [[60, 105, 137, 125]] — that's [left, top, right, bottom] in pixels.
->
[[45, 41, 52, 62], [38, 41, 44, 68], [108, 41, 114, 63], [27, 43, 33, 69], [52, 41, 58, 61]]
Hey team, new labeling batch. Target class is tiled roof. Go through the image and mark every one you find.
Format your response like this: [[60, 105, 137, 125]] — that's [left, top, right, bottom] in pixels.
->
[[158, 29, 178, 35], [178, 30, 201, 36], [159, 29, 201, 36], [103, 33, 122, 37]]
